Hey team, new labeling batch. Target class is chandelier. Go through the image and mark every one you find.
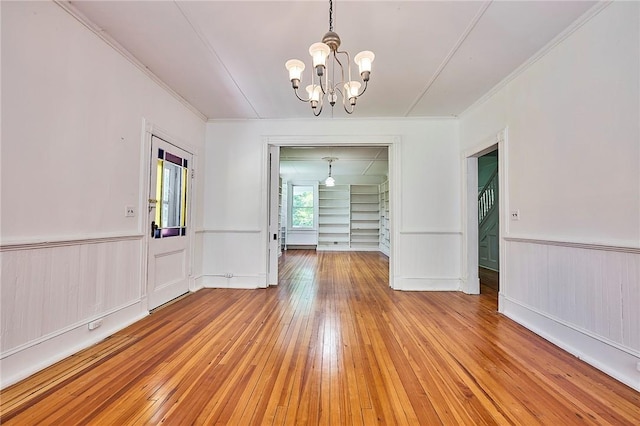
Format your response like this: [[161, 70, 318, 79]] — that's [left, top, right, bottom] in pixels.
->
[[285, 0, 374, 116]]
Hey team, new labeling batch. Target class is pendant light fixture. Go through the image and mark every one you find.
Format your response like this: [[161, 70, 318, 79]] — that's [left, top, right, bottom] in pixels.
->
[[323, 157, 337, 187], [285, 0, 374, 116]]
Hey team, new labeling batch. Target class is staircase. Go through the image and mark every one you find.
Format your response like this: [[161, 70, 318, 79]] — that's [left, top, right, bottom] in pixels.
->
[[478, 169, 499, 271]]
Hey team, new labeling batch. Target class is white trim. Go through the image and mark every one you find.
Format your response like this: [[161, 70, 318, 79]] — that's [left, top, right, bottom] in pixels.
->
[[502, 295, 640, 392], [54, 1, 207, 123], [0, 233, 143, 251], [206, 116, 458, 124], [197, 229, 262, 234], [264, 135, 401, 290], [316, 246, 381, 252], [0, 299, 143, 359], [459, 2, 612, 119], [197, 274, 267, 289], [1, 302, 148, 389], [145, 121, 199, 157], [399, 230, 462, 235], [461, 128, 507, 296], [504, 236, 640, 254], [395, 277, 462, 292], [503, 295, 640, 358], [265, 135, 400, 147]]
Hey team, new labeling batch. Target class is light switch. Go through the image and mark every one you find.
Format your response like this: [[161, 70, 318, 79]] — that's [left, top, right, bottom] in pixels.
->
[[510, 209, 520, 221]]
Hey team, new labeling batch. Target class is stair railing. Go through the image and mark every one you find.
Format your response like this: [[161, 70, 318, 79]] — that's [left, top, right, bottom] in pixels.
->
[[478, 169, 498, 226]]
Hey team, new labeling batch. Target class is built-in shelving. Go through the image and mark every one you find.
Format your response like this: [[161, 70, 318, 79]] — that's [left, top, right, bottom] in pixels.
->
[[317, 184, 351, 250], [350, 184, 380, 251], [379, 180, 390, 256], [316, 183, 388, 253], [280, 179, 287, 251]]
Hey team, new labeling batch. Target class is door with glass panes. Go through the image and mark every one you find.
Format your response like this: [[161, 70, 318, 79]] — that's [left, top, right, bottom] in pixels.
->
[[147, 136, 192, 310]]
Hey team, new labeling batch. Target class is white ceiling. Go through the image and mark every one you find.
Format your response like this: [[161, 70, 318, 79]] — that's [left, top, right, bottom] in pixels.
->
[[67, 0, 597, 120], [280, 146, 388, 181]]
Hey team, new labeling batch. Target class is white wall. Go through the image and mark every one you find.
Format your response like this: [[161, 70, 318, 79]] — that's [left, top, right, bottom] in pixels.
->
[[460, 2, 639, 390], [201, 118, 461, 291], [0, 1, 205, 387]]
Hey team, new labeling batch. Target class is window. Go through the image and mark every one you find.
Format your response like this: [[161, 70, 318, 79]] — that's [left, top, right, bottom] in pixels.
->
[[291, 185, 314, 228], [153, 148, 188, 238]]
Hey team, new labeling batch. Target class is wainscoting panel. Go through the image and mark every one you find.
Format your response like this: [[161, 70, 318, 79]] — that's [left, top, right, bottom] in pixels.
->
[[503, 237, 640, 390], [0, 235, 146, 387], [198, 230, 267, 289], [394, 231, 462, 291]]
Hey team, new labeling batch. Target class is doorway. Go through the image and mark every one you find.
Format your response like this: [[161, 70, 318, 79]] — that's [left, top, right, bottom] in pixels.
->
[[477, 150, 499, 298], [265, 136, 399, 289], [463, 129, 506, 310], [147, 135, 193, 310]]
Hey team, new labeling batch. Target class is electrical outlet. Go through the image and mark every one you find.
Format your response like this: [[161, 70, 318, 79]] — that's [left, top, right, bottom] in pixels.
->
[[125, 206, 135, 217], [88, 319, 103, 330], [224, 273, 233, 279], [510, 209, 520, 221]]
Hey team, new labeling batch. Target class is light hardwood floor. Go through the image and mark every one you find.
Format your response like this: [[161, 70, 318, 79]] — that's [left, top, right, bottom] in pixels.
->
[[1, 250, 639, 425]]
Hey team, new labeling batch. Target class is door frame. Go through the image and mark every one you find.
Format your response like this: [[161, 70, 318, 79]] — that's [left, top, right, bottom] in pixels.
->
[[461, 128, 507, 308], [263, 135, 401, 289], [141, 119, 198, 309]]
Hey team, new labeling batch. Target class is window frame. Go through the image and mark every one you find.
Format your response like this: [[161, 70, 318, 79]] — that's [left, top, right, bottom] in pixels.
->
[[288, 182, 318, 230]]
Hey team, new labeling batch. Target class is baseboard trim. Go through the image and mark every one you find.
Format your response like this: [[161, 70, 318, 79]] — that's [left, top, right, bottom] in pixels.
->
[[196, 274, 267, 289], [502, 296, 640, 392], [1, 301, 148, 389], [394, 277, 462, 292]]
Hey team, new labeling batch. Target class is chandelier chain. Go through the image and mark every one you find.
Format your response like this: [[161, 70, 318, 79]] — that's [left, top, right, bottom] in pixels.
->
[[329, 0, 333, 32]]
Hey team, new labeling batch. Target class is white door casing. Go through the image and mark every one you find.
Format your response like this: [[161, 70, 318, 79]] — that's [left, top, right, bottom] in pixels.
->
[[147, 135, 193, 310], [268, 145, 280, 285], [264, 135, 399, 290]]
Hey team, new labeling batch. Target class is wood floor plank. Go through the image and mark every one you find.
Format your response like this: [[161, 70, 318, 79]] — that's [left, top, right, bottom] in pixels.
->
[[2, 250, 639, 425]]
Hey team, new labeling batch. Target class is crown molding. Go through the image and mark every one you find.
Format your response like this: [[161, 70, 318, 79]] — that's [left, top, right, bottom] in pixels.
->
[[459, 1, 612, 119], [54, 1, 208, 123]]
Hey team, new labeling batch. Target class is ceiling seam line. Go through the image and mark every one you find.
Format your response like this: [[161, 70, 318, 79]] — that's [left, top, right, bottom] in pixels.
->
[[360, 148, 384, 175], [361, 160, 376, 176], [173, 1, 262, 119], [404, 0, 493, 117]]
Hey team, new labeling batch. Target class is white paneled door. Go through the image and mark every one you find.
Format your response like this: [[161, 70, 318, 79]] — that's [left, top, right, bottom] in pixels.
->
[[147, 136, 193, 310]]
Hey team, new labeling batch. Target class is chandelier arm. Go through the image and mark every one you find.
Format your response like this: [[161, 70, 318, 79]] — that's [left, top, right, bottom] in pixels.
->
[[336, 50, 353, 84], [357, 80, 369, 98], [334, 50, 349, 88], [335, 85, 353, 114], [332, 51, 347, 108], [313, 101, 323, 116], [318, 68, 328, 95], [293, 87, 311, 103], [342, 85, 355, 114]]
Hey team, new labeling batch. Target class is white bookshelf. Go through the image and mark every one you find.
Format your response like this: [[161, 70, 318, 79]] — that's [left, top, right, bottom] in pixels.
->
[[279, 179, 287, 252], [350, 184, 380, 251], [379, 180, 390, 256], [317, 184, 351, 250]]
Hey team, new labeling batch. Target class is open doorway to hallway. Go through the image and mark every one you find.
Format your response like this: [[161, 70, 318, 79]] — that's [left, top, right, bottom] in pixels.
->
[[477, 149, 499, 300]]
